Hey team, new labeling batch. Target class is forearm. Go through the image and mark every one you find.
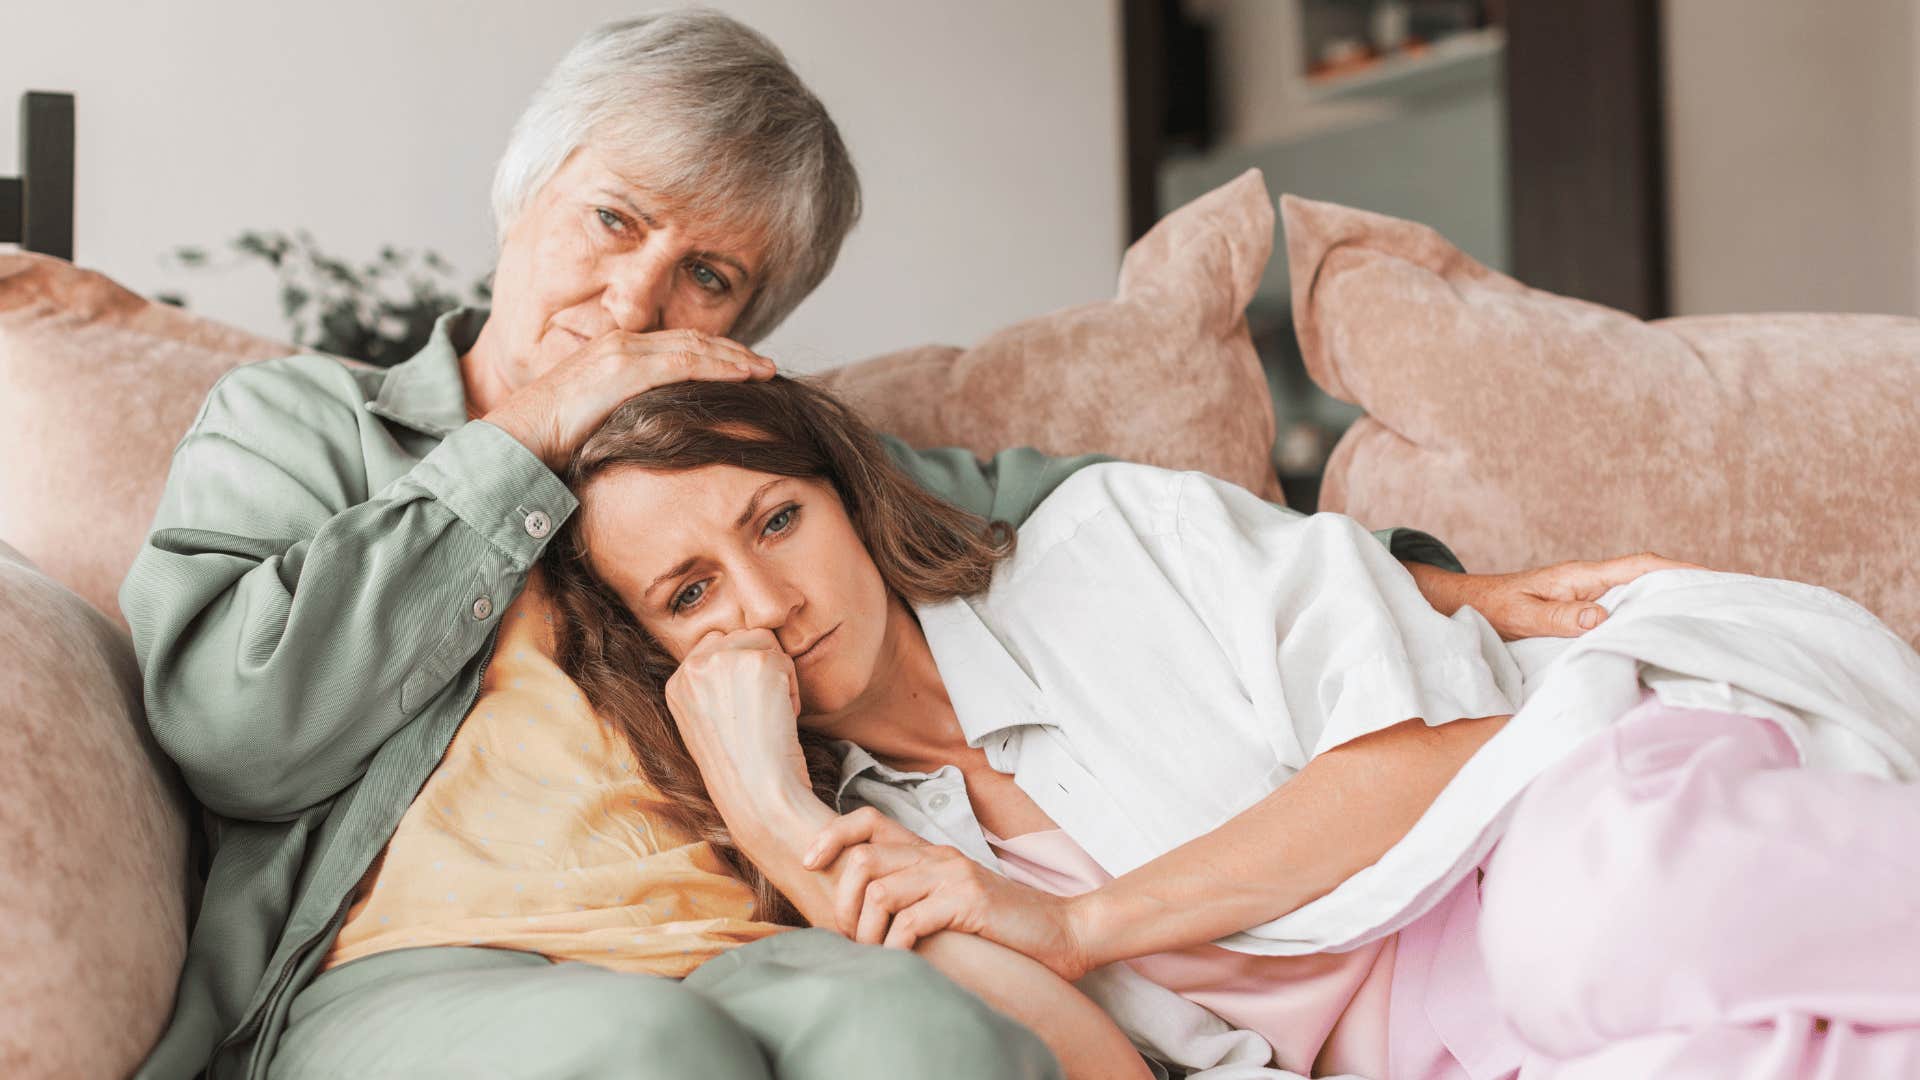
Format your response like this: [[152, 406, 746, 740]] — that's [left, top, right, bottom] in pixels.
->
[[914, 931, 1152, 1080], [127, 419, 575, 819], [718, 783, 1149, 1080], [1404, 559, 1469, 616], [1068, 713, 1509, 969], [720, 783, 845, 926]]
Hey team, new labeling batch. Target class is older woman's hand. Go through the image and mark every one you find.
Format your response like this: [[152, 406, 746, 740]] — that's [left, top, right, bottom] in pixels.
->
[[1410, 552, 1707, 640], [803, 807, 1095, 981], [484, 328, 776, 473]]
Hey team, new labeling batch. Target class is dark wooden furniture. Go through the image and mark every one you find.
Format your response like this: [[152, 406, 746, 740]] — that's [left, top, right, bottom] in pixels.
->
[[1505, 2, 1668, 319], [0, 91, 75, 260], [1120, 3, 1670, 316]]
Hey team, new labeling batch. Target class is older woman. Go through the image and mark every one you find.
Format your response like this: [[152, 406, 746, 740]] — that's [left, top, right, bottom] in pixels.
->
[[124, 11, 1669, 1080]]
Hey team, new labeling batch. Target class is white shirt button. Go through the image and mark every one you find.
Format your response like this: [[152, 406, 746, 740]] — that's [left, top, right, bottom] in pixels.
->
[[928, 793, 951, 811], [524, 510, 552, 539], [472, 595, 494, 621]]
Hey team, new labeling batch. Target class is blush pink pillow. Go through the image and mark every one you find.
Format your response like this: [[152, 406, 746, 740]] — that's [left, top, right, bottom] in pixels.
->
[[0, 539, 192, 1078], [821, 169, 1283, 503], [0, 253, 292, 626], [6, 171, 1285, 630], [1283, 194, 1920, 647]]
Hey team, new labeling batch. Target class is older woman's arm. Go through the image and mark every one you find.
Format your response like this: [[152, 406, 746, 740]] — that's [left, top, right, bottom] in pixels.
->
[[121, 358, 577, 820], [884, 436, 1460, 568], [887, 439, 1698, 638]]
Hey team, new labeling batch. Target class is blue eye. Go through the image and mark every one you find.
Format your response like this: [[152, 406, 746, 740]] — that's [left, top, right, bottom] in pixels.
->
[[670, 579, 708, 613], [764, 505, 797, 536], [595, 207, 626, 233], [688, 262, 730, 293]]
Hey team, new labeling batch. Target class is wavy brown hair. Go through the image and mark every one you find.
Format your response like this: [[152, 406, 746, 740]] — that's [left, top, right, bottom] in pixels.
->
[[544, 377, 1014, 925]]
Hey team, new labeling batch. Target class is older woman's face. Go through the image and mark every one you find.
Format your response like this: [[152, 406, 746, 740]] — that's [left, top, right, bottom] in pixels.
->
[[490, 147, 768, 380], [580, 464, 894, 717]]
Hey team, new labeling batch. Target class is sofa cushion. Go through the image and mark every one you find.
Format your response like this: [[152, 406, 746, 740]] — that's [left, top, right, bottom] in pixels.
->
[[1282, 194, 1920, 648], [5, 173, 1282, 633], [0, 253, 292, 628], [0, 539, 192, 1078], [819, 169, 1283, 503]]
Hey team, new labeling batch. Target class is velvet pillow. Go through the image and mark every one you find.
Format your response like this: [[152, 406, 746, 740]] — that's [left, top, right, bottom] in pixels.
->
[[0, 181, 1282, 1075], [1282, 194, 1920, 648], [0, 253, 291, 626], [0, 539, 192, 1078], [819, 169, 1283, 503], [5, 170, 1282, 630]]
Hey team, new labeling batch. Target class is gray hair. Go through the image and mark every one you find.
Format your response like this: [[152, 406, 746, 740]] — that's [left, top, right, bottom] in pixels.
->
[[490, 10, 861, 345]]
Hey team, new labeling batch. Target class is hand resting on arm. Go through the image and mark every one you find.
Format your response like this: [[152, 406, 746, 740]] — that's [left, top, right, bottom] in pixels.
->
[[664, 628, 1153, 1080], [808, 710, 1510, 980]]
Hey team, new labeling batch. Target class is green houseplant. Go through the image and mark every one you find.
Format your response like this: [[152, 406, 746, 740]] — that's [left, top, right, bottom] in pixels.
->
[[166, 231, 492, 368]]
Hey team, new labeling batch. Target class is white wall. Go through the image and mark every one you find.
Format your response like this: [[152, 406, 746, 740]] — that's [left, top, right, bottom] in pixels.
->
[[0, 0, 1125, 371], [1200, 0, 1395, 148], [1662, 0, 1917, 316]]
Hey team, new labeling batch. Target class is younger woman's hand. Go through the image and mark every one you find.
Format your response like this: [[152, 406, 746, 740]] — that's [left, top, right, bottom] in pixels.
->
[[663, 628, 809, 796], [803, 806, 1095, 982]]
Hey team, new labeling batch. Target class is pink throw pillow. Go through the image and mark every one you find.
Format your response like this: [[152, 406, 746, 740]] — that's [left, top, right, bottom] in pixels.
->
[[1283, 194, 1920, 647], [0, 253, 292, 626], [821, 169, 1283, 503], [0, 539, 192, 1078]]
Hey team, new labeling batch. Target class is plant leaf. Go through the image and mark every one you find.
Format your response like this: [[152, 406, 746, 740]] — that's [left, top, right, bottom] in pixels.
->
[[280, 284, 310, 320]]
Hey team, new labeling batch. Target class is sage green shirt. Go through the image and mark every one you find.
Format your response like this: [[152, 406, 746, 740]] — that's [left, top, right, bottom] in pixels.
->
[[122, 309, 1460, 1080]]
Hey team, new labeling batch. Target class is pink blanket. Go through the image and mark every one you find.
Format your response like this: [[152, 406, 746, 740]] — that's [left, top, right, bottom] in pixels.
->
[[1391, 691, 1920, 1078]]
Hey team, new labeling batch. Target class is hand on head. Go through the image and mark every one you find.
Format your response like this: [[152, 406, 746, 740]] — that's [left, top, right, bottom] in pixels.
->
[[483, 329, 777, 473]]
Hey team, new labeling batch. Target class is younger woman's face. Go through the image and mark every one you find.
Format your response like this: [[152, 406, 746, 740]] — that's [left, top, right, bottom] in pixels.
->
[[579, 464, 893, 716]]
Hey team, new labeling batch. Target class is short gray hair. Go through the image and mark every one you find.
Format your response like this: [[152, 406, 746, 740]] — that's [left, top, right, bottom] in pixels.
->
[[491, 10, 861, 345]]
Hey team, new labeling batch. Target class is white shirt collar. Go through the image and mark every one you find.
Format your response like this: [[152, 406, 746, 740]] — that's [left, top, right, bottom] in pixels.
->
[[830, 595, 1050, 807], [912, 595, 1050, 747]]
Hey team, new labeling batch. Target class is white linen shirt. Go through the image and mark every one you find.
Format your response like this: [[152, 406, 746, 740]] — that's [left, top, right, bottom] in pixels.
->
[[839, 462, 1523, 954], [837, 464, 1920, 1076]]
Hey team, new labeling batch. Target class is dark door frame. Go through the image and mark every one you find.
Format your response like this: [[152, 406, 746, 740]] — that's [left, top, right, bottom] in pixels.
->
[[1121, 0, 1669, 318]]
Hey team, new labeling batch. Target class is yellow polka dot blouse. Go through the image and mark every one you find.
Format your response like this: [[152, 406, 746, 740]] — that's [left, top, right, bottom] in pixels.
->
[[322, 566, 787, 977]]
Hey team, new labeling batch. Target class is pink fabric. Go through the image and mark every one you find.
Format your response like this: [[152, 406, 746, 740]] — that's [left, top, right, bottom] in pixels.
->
[[983, 827, 1395, 1078], [1458, 690, 1920, 1078], [1387, 867, 1528, 1080], [1281, 194, 1920, 653]]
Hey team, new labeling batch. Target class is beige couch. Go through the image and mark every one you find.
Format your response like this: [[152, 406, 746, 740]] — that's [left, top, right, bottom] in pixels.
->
[[0, 172, 1281, 1078], [4, 181, 1916, 1078]]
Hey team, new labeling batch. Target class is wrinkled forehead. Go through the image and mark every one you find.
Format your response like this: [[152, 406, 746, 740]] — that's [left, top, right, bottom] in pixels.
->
[[581, 140, 776, 256], [581, 464, 746, 547], [576, 463, 785, 593]]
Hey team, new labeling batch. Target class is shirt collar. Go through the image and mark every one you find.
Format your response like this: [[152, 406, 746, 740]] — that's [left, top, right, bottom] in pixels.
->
[[914, 595, 1050, 746], [365, 307, 490, 437], [831, 595, 1050, 806], [832, 740, 909, 809]]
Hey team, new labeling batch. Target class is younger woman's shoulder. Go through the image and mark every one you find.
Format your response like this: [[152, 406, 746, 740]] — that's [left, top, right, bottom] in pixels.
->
[[1016, 461, 1189, 546], [1011, 463, 1365, 576]]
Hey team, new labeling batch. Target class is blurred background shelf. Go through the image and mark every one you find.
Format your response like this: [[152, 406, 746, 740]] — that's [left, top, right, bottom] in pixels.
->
[[1305, 25, 1504, 103], [1147, 0, 1507, 508]]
